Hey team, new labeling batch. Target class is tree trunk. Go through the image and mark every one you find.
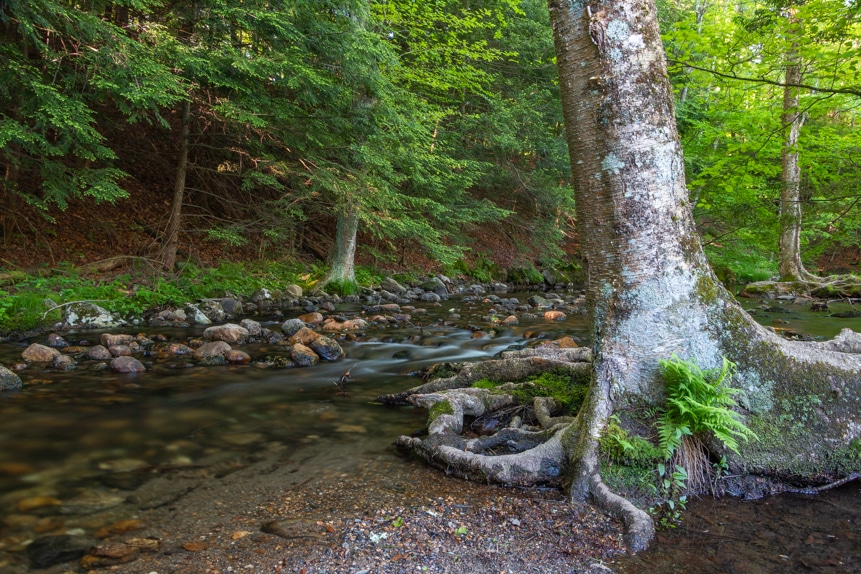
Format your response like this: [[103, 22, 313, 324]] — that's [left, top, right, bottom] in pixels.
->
[[325, 208, 359, 286], [548, 0, 861, 545], [161, 98, 191, 272], [778, 14, 814, 282]]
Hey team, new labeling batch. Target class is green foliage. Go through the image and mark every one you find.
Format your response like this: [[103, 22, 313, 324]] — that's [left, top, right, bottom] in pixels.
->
[[599, 415, 662, 468], [507, 264, 544, 285], [658, 355, 755, 460], [651, 463, 689, 529], [663, 0, 861, 275], [325, 279, 361, 297], [0, 260, 309, 331], [428, 400, 455, 424], [473, 368, 590, 414]]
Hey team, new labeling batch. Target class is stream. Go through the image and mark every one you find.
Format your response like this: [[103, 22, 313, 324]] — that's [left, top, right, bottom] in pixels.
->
[[0, 293, 859, 573]]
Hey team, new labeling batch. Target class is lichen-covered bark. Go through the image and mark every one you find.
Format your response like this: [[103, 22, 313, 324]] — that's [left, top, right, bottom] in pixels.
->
[[548, 0, 861, 538], [325, 208, 359, 285], [778, 12, 815, 282]]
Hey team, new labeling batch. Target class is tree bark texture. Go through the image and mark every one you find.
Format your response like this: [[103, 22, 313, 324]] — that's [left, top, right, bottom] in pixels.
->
[[326, 208, 359, 284], [548, 0, 861, 507], [778, 18, 813, 282], [161, 98, 191, 272]]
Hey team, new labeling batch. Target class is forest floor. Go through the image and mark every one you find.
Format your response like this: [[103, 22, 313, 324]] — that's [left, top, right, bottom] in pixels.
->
[[113, 440, 625, 574]]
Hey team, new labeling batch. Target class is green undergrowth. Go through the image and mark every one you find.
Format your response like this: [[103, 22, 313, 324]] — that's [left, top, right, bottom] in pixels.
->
[[472, 368, 590, 413], [704, 244, 776, 284], [0, 260, 319, 332]]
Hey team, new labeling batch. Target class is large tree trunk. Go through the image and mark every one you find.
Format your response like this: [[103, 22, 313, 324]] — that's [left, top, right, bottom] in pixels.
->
[[160, 99, 191, 272], [325, 208, 359, 286], [393, 0, 861, 554], [549, 0, 861, 546]]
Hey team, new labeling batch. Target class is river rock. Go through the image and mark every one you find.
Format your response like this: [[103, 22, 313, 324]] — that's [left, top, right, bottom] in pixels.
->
[[220, 298, 243, 317], [544, 310, 566, 321], [101, 333, 134, 347], [528, 295, 553, 308], [421, 276, 448, 297], [502, 315, 519, 325], [309, 336, 344, 361], [420, 292, 441, 302], [64, 302, 120, 328], [46, 333, 69, 348], [198, 300, 226, 322], [0, 365, 22, 391], [203, 323, 249, 344], [291, 343, 319, 367], [225, 350, 251, 364], [193, 341, 232, 360], [108, 344, 132, 357], [281, 318, 306, 336], [184, 303, 212, 325], [28, 534, 96, 569], [252, 287, 274, 303], [285, 284, 303, 298], [298, 311, 324, 325], [289, 327, 322, 346], [60, 489, 125, 514], [155, 342, 193, 356], [79, 543, 141, 569], [110, 356, 146, 373], [23, 343, 60, 363], [86, 345, 113, 360], [198, 354, 226, 366], [381, 277, 407, 294], [261, 518, 323, 540], [52, 354, 76, 370], [240, 318, 262, 336]]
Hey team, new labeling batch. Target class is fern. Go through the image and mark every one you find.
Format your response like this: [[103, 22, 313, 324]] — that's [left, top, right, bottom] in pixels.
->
[[658, 354, 756, 489]]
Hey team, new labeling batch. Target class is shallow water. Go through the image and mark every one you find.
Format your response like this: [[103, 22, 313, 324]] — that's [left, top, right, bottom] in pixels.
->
[[0, 293, 859, 573]]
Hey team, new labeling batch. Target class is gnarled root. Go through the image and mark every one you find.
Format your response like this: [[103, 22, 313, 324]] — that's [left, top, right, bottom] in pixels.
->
[[396, 387, 570, 486], [376, 347, 592, 405], [392, 346, 655, 553]]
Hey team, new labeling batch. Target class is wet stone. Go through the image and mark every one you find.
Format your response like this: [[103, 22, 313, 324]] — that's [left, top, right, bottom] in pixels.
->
[[309, 336, 344, 361], [239, 318, 262, 336], [0, 365, 22, 391], [108, 344, 132, 357], [298, 312, 324, 325], [281, 318, 306, 336], [80, 542, 141, 568], [156, 342, 193, 355], [193, 341, 231, 360], [291, 343, 319, 367], [225, 350, 251, 364], [198, 355, 227, 366], [27, 534, 96, 569], [51, 354, 77, 370], [110, 356, 146, 373], [289, 327, 321, 346], [203, 323, 249, 344], [86, 345, 113, 360], [46, 334, 69, 348], [100, 334, 135, 348], [261, 518, 324, 540], [22, 343, 60, 363]]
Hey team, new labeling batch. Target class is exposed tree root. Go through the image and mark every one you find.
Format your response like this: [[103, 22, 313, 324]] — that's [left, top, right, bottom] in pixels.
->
[[392, 346, 656, 553], [376, 347, 592, 405]]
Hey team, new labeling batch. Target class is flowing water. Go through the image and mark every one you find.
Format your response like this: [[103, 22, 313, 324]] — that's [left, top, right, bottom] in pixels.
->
[[0, 293, 859, 573]]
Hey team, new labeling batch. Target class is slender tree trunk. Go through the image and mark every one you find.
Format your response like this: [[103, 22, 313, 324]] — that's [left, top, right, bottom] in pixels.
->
[[325, 208, 359, 286], [161, 99, 191, 272], [778, 15, 814, 281], [548, 0, 861, 534]]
